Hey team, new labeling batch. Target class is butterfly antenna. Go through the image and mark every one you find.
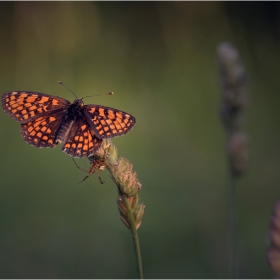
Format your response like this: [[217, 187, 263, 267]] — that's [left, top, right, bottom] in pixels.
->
[[82, 91, 114, 100], [59, 81, 78, 99]]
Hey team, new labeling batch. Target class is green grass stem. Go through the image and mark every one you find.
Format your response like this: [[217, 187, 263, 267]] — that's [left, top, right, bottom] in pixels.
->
[[123, 196, 144, 279], [228, 172, 238, 278]]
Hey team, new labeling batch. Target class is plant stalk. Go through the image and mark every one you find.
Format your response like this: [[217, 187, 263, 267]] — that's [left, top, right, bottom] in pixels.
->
[[123, 196, 143, 279], [228, 171, 238, 279]]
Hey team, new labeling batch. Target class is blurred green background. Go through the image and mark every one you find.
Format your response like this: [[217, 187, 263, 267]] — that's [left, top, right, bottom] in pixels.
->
[[0, 2, 280, 278]]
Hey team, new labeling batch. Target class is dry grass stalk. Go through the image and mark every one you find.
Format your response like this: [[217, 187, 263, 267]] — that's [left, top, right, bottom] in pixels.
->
[[268, 200, 280, 278], [217, 42, 249, 279], [217, 42, 249, 177], [91, 139, 144, 278], [92, 139, 145, 230]]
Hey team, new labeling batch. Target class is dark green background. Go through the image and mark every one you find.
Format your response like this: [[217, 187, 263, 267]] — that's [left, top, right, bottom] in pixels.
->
[[0, 2, 280, 278]]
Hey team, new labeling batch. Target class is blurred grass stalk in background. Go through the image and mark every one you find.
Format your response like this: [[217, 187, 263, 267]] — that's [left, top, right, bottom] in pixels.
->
[[90, 139, 145, 279], [267, 200, 280, 278], [217, 42, 249, 278]]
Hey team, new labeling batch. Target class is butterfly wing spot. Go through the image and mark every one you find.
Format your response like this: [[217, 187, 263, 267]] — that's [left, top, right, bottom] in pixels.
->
[[116, 112, 123, 119], [98, 108, 105, 117], [52, 99, 60, 105], [23, 114, 29, 120], [88, 131, 93, 142], [9, 94, 16, 100], [33, 118, 44, 128], [37, 97, 49, 103], [124, 118, 130, 124], [64, 143, 71, 149], [24, 103, 31, 108], [26, 96, 40, 103], [29, 111, 35, 117], [29, 105, 37, 110], [107, 110, 115, 119], [88, 108, 96, 114]]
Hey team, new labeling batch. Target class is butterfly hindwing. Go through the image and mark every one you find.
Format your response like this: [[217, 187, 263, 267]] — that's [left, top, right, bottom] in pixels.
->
[[20, 111, 67, 148], [61, 116, 102, 158]]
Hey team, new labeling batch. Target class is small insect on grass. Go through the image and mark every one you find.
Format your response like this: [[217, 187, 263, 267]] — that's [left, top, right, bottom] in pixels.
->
[[72, 155, 108, 184]]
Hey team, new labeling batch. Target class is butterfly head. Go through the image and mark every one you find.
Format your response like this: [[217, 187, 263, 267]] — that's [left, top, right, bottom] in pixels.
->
[[73, 98, 84, 106], [67, 98, 84, 117]]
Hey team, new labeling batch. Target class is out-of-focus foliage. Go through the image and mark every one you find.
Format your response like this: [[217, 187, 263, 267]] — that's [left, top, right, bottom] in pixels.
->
[[0, 2, 280, 278]]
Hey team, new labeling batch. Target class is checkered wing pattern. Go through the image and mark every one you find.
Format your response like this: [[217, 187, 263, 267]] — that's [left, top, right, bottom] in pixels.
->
[[20, 111, 67, 148], [84, 105, 136, 139], [2, 91, 69, 123], [61, 116, 102, 158], [2, 90, 136, 159]]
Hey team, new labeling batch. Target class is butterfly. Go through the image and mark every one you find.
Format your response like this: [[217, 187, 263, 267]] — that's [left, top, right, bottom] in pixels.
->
[[1, 89, 136, 158]]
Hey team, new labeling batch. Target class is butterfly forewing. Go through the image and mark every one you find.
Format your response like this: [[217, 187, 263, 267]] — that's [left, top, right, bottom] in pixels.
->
[[83, 105, 136, 139], [2, 91, 69, 123]]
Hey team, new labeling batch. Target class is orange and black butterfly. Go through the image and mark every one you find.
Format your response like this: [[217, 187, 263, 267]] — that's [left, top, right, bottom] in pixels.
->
[[1, 87, 135, 158]]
